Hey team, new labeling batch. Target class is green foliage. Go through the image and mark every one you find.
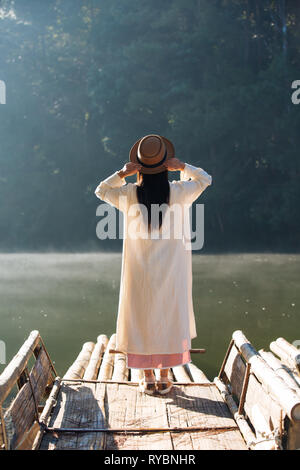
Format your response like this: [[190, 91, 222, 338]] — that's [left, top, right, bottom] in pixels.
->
[[0, 0, 299, 251]]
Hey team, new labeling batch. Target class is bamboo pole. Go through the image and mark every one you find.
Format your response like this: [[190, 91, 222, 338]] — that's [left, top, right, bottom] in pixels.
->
[[270, 341, 294, 370], [187, 363, 211, 384], [109, 348, 206, 354], [213, 377, 276, 449], [275, 338, 300, 371], [31, 377, 61, 450], [130, 368, 143, 382], [43, 424, 238, 434], [270, 338, 300, 373], [172, 365, 191, 383], [83, 335, 108, 380], [97, 334, 116, 380], [251, 404, 279, 450], [112, 352, 129, 381], [0, 330, 40, 405], [63, 342, 95, 380], [233, 330, 300, 421], [259, 350, 300, 392]]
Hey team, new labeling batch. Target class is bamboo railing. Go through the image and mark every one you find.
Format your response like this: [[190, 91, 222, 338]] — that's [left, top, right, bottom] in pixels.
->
[[0, 331, 57, 450]]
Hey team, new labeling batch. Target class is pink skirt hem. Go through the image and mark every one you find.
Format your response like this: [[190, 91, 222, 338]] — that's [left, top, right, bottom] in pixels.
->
[[127, 350, 191, 369]]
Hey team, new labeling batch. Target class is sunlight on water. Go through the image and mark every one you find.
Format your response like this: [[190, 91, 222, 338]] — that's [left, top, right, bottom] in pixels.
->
[[0, 253, 299, 379]]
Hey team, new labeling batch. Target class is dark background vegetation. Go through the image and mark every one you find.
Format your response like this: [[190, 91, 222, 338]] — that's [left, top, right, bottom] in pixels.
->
[[0, 0, 299, 252]]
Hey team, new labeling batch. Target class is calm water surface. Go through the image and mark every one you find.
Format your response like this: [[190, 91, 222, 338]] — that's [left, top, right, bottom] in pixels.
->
[[0, 253, 299, 380]]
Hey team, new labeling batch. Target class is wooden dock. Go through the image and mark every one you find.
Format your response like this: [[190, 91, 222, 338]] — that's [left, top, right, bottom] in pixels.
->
[[1, 330, 300, 450]]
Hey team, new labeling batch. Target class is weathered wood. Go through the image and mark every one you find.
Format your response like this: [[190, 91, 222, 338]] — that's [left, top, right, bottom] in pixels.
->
[[63, 342, 95, 380], [32, 377, 61, 450], [238, 363, 251, 415], [287, 420, 300, 450], [187, 363, 210, 383], [166, 383, 246, 450], [172, 365, 191, 383], [3, 348, 53, 450], [233, 330, 300, 421], [0, 405, 7, 450], [218, 339, 234, 379], [84, 335, 107, 380], [40, 382, 106, 450], [216, 335, 287, 450], [15, 421, 40, 450], [214, 377, 262, 449], [10, 330, 300, 451], [259, 350, 300, 392], [99, 382, 246, 450], [0, 330, 40, 404], [223, 343, 246, 400], [98, 334, 116, 380]]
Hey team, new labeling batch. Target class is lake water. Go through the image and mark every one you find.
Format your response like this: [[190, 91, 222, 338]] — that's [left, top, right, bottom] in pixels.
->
[[0, 253, 299, 380]]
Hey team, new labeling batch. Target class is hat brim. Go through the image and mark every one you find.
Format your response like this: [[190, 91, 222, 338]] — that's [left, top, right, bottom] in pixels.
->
[[129, 135, 175, 174]]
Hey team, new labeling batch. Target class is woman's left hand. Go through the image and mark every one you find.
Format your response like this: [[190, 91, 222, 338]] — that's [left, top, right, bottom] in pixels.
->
[[163, 158, 185, 171]]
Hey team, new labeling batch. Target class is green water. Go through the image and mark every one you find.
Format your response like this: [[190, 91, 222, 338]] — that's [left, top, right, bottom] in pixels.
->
[[0, 253, 299, 380]]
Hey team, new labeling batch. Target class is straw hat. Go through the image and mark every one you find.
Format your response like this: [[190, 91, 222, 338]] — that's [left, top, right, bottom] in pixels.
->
[[129, 134, 175, 174]]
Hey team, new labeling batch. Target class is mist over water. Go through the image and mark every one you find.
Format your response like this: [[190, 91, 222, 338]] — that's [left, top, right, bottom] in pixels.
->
[[0, 253, 299, 380]]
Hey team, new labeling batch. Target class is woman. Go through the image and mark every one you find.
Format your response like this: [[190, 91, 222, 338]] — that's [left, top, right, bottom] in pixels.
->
[[95, 134, 212, 395]]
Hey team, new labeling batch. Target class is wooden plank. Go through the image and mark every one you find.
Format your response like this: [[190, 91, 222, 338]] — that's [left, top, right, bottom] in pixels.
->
[[15, 421, 40, 450], [39, 380, 248, 450], [40, 382, 106, 450], [0, 330, 40, 404], [104, 383, 173, 450], [166, 384, 246, 450], [223, 343, 246, 400], [0, 405, 7, 450], [3, 348, 52, 449]]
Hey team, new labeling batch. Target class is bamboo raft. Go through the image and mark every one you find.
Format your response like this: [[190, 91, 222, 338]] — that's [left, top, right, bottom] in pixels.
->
[[1, 330, 300, 450]]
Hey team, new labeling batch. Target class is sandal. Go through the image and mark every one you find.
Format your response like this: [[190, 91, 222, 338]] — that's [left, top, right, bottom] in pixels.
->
[[138, 378, 156, 395], [156, 380, 173, 395]]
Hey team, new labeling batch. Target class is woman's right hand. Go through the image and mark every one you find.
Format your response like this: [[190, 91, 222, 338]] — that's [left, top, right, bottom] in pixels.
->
[[163, 158, 185, 171], [118, 162, 142, 179]]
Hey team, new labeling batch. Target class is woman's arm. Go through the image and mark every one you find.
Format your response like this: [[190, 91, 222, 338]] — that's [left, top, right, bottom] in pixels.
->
[[94, 162, 141, 211], [165, 158, 212, 205]]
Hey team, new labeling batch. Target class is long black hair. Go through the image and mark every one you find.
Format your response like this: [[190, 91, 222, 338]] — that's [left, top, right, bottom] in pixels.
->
[[136, 170, 170, 230]]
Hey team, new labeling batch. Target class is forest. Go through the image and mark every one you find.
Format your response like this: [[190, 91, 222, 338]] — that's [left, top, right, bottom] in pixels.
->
[[0, 0, 299, 252]]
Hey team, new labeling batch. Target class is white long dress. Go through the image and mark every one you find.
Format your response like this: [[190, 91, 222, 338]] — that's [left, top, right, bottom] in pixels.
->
[[95, 163, 212, 363]]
